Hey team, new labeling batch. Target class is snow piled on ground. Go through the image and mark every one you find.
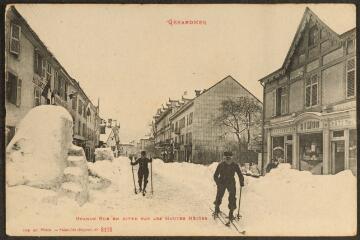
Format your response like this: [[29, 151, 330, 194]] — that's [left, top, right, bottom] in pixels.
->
[[6, 105, 73, 188], [95, 148, 114, 161], [6, 157, 356, 236]]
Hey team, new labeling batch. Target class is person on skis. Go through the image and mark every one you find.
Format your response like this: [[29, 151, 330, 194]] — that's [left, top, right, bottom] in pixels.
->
[[213, 151, 244, 221], [131, 150, 152, 194]]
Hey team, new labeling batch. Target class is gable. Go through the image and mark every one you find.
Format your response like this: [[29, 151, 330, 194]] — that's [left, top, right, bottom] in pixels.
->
[[284, 8, 341, 72]]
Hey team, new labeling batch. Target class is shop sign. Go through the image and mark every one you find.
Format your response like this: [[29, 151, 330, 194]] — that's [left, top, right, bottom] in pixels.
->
[[272, 127, 294, 135], [298, 120, 321, 132], [329, 119, 355, 128]]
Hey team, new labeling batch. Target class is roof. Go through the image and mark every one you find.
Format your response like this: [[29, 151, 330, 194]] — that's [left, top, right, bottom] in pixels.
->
[[169, 75, 262, 120], [259, 7, 356, 84]]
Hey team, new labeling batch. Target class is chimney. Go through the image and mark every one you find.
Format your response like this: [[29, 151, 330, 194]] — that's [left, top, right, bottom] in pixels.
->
[[195, 90, 201, 97]]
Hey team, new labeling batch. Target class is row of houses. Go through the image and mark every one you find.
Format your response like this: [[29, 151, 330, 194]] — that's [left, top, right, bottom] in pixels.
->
[[153, 76, 262, 164], [153, 7, 356, 176], [5, 6, 102, 161]]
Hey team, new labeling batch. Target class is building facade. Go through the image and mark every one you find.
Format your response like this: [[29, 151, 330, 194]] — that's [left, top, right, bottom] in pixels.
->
[[259, 8, 356, 175], [5, 6, 100, 160], [99, 119, 121, 157], [154, 76, 262, 164]]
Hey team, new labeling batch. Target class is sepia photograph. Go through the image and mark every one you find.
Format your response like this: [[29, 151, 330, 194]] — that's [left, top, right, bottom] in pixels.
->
[[3, 3, 357, 237]]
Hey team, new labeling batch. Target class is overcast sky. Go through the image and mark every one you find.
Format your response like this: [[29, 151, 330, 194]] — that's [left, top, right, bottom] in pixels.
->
[[13, 4, 355, 143]]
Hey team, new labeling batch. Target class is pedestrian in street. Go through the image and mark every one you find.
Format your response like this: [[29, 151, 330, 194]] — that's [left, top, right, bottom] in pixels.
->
[[131, 150, 152, 195], [213, 151, 245, 220]]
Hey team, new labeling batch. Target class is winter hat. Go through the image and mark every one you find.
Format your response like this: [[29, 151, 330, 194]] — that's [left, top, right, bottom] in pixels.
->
[[224, 151, 233, 157]]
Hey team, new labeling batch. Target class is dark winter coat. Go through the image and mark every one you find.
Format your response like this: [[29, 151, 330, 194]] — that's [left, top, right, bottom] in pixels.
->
[[214, 161, 244, 186], [266, 162, 278, 173], [131, 157, 152, 172]]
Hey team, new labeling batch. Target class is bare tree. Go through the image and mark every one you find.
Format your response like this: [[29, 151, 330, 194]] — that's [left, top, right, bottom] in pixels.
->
[[215, 96, 262, 162]]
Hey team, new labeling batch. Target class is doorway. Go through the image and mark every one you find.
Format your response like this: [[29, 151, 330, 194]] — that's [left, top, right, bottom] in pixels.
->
[[285, 143, 293, 164], [332, 140, 345, 174]]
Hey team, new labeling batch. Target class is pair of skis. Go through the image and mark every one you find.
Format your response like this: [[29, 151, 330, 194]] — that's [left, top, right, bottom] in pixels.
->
[[130, 156, 153, 196], [210, 207, 245, 235]]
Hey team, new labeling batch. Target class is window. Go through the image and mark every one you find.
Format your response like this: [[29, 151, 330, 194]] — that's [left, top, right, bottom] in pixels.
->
[[320, 29, 327, 39], [64, 82, 68, 101], [299, 53, 305, 64], [34, 50, 44, 76], [41, 58, 46, 78], [273, 86, 288, 116], [305, 74, 318, 107], [6, 72, 21, 106], [347, 39, 355, 54], [54, 71, 59, 94], [78, 100, 83, 115], [78, 120, 81, 135], [10, 23, 21, 56], [188, 112, 193, 125], [83, 123, 86, 137], [180, 117, 185, 129], [309, 26, 318, 46], [346, 58, 356, 98], [34, 87, 41, 106], [46, 61, 52, 83], [72, 95, 77, 110]]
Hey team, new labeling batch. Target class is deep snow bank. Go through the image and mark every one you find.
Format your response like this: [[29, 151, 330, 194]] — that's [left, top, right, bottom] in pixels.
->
[[95, 148, 114, 161], [152, 160, 356, 236], [6, 105, 73, 188]]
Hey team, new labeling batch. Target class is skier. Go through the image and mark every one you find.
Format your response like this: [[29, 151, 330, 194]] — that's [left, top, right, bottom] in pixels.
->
[[213, 151, 244, 221], [131, 151, 152, 195]]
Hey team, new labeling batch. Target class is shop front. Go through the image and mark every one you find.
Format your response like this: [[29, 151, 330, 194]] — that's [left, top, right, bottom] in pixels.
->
[[266, 111, 356, 175]]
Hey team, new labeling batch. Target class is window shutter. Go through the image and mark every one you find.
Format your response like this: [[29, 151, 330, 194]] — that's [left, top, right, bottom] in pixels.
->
[[41, 59, 46, 78], [9, 74, 17, 104], [10, 24, 21, 55], [16, 78, 22, 107], [271, 90, 276, 116], [6, 73, 11, 101]]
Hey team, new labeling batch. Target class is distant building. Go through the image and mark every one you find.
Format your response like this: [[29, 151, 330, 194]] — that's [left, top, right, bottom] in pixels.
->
[[139, 138, 154, 151], [99, 119, 121, 157], [154, 75, 262, 164], [119, 143, 137, 157], [259, 8, 356, 175], [5, 6, 101, 161]]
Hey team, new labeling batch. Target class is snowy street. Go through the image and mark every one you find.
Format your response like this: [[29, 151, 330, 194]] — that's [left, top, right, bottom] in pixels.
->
[[6, 156, 356, 236]]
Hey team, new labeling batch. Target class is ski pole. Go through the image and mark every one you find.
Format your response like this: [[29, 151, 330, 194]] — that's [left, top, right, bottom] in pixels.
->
[[130, 157, 137, 194], [237, 186, 242, 219], [151, 156, 153, 194]]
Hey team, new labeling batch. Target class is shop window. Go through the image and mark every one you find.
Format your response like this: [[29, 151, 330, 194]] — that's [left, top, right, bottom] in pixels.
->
[[305, 74, 318, 107], [34, 87, 41, 107], [346, 58, 356, 98], [272, 136, 284, 162], [349, 129, 357, 176], [6, 72, 21, 107], [299, 133, 323, 174], [10, 23, 21, 56]]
